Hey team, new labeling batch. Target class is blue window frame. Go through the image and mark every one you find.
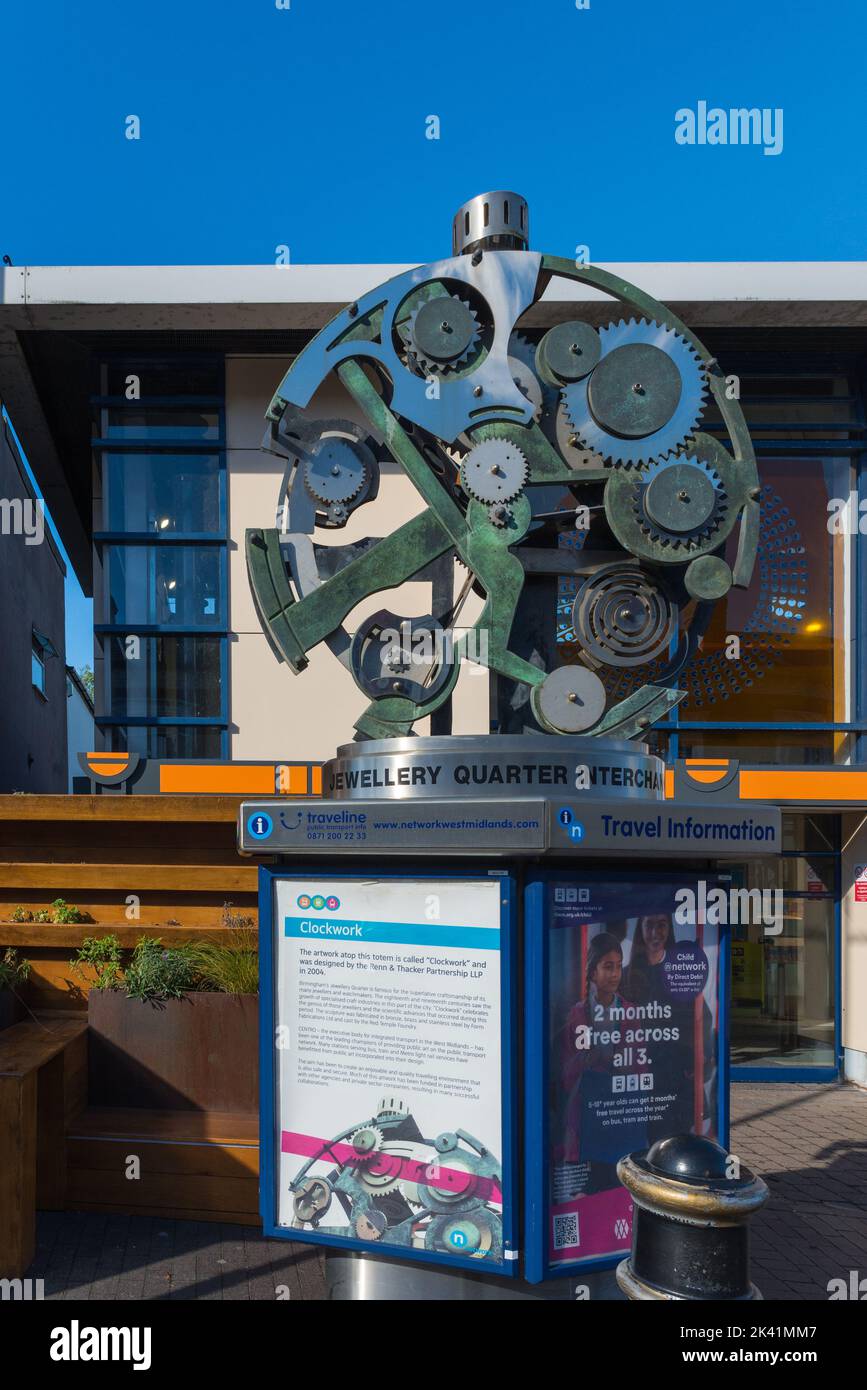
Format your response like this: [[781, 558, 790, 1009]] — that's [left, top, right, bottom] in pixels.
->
[[100, 544, 226, 628], [92, 356, 228, 757], [99, 451, 225, 536]]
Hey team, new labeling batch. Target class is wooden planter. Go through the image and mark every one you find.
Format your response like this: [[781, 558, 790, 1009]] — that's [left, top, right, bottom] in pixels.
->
[[87, 991, 258, 1113], [0, 991, 26, 1032]]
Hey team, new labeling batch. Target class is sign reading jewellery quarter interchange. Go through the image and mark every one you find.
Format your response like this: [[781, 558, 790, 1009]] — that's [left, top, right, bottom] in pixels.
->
[[322, 736, 665, 802]]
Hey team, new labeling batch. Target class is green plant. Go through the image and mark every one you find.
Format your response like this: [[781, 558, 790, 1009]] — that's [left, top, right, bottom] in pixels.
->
[[185, 901, 259, 994], [71, 934, 124, 991], [123, 937, 198, 1003], [0, 948, 31, 991], [50, 898, 87, 924], [34, 910, 52, 923], [10, 906, 33, 922]]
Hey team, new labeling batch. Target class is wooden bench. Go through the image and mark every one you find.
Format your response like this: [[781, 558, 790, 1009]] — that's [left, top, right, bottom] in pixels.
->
[[66, 1108, 260, 1225], [0, 1017, 87, 1276]]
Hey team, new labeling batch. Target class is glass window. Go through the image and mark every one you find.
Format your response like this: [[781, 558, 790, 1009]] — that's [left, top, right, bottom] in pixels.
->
[[103, 360, 222, 397], [31, 645, 46, 694], [99, 408, 220, 442], [719, 855, 834, 896], [103, 545, 225, 627], [781, 813, 839, 854], [106, 724, 224, 758], [105, 635, 222, 718], [729, 896, 836, 1069], [678, 456, 851, 729], [102, 453, 223, 534], [675, 730, 855, 766]]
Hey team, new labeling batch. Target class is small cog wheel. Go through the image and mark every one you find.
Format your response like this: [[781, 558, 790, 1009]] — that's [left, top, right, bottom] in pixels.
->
[[349, 1124, 384, 1158], [562, 318, 707, 467], [407, 293, 480, 376], [292, 1176, 332, 1223], [461, 438, 528, 504], [631, 455, 727, 549], [303, 435, 369, 505]]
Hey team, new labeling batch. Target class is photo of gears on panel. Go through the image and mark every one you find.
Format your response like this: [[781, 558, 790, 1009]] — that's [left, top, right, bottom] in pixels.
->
[[247, 192, 759, 741]]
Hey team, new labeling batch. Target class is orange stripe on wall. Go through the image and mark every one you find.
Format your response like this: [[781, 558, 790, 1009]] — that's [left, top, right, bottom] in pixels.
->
[[282, 765, 309, 795], [740, 770, 867, 802], [159, 765, 277, 794]]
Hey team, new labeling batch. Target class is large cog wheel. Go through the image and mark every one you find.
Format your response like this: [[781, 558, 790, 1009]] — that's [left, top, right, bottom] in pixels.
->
[[562, 318, 707, 467], [460, 438, 528, 504]]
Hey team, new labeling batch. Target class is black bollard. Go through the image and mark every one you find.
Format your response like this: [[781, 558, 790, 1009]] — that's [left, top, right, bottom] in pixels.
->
[[615, 1134, 769, 1301]]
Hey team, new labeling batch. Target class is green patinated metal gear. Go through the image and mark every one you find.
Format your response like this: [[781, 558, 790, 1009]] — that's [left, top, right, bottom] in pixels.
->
[[245, 208, 760, 741]]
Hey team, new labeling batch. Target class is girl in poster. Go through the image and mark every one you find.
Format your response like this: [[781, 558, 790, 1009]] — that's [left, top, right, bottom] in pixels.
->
[[558, 931, 648, 1194]]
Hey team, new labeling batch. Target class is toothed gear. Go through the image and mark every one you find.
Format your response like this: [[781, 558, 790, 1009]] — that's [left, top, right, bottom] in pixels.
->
[[349, 1124, 384, 1157], [461, 438, 528, 504], [631, 454, 727, 549], [303, 435, 369, 505], [488, 503, 511, 528], [507, 331, 554, 423], [562, 318, 707, 467], [406, 293, 481, 376]]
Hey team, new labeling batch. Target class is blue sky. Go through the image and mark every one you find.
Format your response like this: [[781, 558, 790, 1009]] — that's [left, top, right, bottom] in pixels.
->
[[1, 0, 864, 670], [2, 0, 865, 267]]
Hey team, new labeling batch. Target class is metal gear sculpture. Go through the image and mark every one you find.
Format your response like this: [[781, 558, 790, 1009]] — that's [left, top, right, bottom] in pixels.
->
[[247, 190, 760, 740]]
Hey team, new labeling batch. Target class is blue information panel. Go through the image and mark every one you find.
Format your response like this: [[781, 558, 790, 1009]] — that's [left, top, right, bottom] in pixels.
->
[[524, 869, 729, 1282], [259, 867, 519, 1276]]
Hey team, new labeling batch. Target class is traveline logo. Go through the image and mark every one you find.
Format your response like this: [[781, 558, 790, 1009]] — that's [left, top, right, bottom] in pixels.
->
[[49, 1320, 151, 1370]]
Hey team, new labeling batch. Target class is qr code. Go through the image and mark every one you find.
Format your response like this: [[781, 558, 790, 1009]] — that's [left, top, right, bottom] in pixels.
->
[[553, 1212, 579, 1251]]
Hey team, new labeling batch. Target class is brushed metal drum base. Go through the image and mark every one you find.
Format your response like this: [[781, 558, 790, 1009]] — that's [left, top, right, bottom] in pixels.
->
[[326, 1251, 627, 1301], [323, 733, 664, 803]]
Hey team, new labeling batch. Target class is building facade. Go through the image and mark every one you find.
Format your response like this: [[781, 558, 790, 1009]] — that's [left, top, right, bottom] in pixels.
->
[[0, 409, 68, 792], [1, 258, 866, 1085]]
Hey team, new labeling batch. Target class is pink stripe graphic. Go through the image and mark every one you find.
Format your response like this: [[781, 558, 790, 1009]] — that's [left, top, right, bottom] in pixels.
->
[[282, 1129, 502, 1203]]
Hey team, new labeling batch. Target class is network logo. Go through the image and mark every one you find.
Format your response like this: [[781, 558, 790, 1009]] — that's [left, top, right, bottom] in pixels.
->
[[297, 893, 340, 911], [614, 1218, 630, 1241]]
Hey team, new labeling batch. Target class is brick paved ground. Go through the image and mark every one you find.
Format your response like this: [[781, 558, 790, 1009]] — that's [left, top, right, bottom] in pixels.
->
[[21, 1083, 866, 1300], [731, 1082, 867, 1301], [28, 1214, 327, 1301]]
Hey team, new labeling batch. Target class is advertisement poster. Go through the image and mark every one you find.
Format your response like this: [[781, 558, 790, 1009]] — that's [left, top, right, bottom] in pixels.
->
[[270, 875, 509, 1267], [546, 874, 722, 1268]]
